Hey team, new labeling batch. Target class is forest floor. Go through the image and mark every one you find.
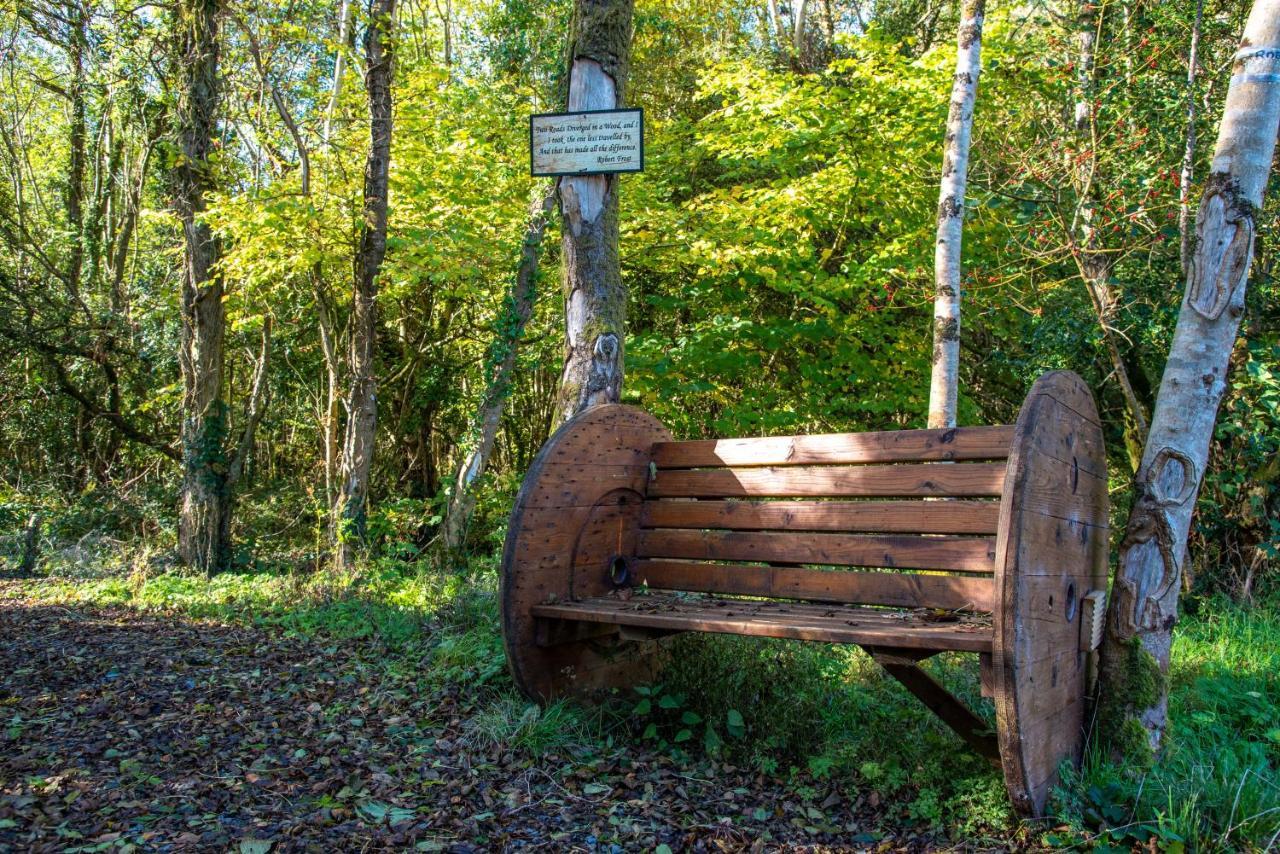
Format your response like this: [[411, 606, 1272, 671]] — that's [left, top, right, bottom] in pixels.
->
[[1, 569, 1276, 852], [0, 581, 1001, 853]]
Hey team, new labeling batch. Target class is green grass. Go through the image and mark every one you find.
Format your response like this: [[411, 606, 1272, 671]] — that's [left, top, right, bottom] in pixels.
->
[[6, 562, 1278, 848], [1059, 601, 1280, 851]]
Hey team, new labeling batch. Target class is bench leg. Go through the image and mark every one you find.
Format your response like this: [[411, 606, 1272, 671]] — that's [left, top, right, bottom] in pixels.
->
[[865, 646, 1000, 765]]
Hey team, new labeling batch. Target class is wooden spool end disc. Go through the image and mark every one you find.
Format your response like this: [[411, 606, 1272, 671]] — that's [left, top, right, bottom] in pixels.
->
[[993, 370, 1110, 816], [501, 404, 673, 702]]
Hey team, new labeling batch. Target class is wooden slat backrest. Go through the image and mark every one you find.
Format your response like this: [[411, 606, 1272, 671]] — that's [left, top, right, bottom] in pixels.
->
[[651, 425, 1015, 468], [637, 425, 1014, 611]]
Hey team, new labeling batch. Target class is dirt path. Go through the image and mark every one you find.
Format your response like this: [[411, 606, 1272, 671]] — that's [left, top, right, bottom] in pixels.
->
[[0, 586, 990, 851]]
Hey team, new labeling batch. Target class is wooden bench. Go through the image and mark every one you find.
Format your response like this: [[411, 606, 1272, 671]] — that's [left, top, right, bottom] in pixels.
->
[[500, 371, 1109, 816]]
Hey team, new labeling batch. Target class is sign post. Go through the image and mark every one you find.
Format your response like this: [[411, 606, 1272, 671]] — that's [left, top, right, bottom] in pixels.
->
[[529, 108, 644, 177]]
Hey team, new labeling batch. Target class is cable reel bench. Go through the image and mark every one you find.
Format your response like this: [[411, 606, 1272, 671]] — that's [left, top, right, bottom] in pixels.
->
[[501, 371, 1109, 816]]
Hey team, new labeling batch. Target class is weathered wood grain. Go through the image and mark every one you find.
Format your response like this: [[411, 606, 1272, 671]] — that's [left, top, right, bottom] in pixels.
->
[[866, 646, 1000, 762], [651, 425, 1014, 468], [634, 560, 996, 610], [639, 499, 1000, 535], [532, 594, 994, 653], [501, 371, 1110, 820], [501, 405, 673, 701], [635, 529, 996, 572], [992, 371, 1108, 817], [647, 463, 1007, 499]]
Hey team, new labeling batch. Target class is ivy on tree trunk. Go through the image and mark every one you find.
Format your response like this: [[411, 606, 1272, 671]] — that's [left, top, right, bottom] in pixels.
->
[[175, 0, 230, 575], [337, 0, 396, 568]]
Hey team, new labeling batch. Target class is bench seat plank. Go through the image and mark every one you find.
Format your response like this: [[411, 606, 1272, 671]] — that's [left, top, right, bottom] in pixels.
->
[[635, 529, 996, 572], [640, 499, 1001, 535], [531, 594, 993, 653], [634, 560, 996, 611], [652, 425, 1015, 468], [647, 463, 1007, 499]]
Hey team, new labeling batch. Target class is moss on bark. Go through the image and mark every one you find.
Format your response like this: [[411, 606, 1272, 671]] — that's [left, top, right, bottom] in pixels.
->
[[1097, 635, 1167, 768]]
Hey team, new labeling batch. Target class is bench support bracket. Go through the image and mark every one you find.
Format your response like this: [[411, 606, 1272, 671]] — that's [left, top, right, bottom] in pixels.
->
[[865, 646, 1000, 765]]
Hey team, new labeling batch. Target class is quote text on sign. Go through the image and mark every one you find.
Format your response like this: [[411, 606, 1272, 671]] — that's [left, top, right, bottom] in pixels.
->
[[530, 109, 643, 176]]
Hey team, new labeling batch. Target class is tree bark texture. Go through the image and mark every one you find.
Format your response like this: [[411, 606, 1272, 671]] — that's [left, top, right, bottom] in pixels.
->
[[174, 0, 232, 574], [66, 0, 88, 297], [555, 0, 634, 424], [926, 0, 984, 430], [337, 0, 396, 567], [443, 183, 556, 552], [1098, 0, 1280, 760]]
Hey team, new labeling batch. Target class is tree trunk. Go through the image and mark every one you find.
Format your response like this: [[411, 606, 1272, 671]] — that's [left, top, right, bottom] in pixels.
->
[[66, 0, 88, 297], [555, 0, 634, 423], [18, 513, 40, 577], [443, 182, 556, 552], [1097, 0, 1280, 761], [336, 0, 396, 567], [316, 286, 342, 510], [174, 0, 232, 575], [322, 0, 354, 147], [792, 0, 809, 59], [1070, 0, 1149, 466], [1179, 0, 1205, 274], [926, 0, 984, 430]]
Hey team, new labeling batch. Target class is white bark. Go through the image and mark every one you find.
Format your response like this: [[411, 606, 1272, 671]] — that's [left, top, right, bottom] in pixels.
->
[[321, 0, 353, 147], [1100, 0, 1280, 753], [926, 0, 984, 430], [792, 0, 809, 53]]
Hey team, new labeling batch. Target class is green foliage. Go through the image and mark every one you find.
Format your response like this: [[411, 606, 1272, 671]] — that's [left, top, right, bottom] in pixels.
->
[[1191, 342, 1280, 599], [1058, 599, 1280, 850]]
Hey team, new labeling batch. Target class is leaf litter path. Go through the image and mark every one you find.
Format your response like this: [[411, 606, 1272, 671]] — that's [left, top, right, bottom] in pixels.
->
[[0, 585, 989, 852]]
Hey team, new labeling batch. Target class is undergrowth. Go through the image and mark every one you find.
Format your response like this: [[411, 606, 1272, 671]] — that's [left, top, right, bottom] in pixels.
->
[[4, 556, 1277, 848]]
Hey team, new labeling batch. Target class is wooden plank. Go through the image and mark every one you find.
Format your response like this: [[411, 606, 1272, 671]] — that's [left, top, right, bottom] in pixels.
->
[[651, 425, 1014, 468], [639, 499, 1001, 535], [634, 560, 995, 611], [866, 646, 1000, 763], [980, 652, 995, 698], [501, 404, 673, 701], [635, 529, 996, 572], [531, 595, 994, 653], [520, 463, 652, 510], [992, 371, 1108, 818], [647, 463, 1008, 499]]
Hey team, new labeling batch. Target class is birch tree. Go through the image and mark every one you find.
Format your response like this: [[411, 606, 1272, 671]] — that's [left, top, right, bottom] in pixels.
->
[[336, 0, 396, 567], [1098, 0, 1280, 758], [926, 0, 984, 430], [555, 0, 634, 422]]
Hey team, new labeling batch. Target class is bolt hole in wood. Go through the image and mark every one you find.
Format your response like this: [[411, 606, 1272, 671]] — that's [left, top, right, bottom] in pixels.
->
[[608, 555, 632, 587], [1071, 456, 1080, 493], [1065, 581, 1078, 622]]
